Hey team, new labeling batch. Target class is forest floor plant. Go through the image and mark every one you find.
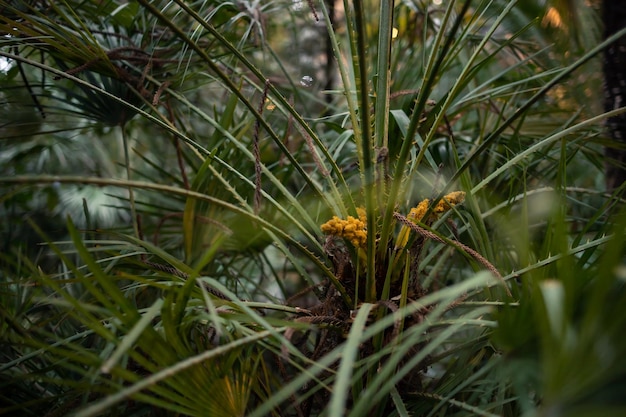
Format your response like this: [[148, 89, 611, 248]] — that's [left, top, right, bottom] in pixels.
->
[[1, 0, 626, 416]]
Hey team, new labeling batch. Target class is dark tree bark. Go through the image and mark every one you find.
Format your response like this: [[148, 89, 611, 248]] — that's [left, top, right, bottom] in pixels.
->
[[604, 1, 626, 191]]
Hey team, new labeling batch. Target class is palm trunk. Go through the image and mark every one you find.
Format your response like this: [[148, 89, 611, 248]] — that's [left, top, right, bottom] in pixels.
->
[[604, 1, 626, 190]]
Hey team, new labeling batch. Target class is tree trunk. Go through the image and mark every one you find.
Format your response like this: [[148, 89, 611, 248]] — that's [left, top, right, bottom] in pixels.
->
[[604, 1, 626, 191]]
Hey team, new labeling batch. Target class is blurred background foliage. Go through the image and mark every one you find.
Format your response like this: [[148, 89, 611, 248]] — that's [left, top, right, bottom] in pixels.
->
[[1, 0, 625, 416]]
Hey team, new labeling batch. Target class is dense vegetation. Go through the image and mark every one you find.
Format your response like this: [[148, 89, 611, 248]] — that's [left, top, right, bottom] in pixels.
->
[[1, 1, 626, 416]]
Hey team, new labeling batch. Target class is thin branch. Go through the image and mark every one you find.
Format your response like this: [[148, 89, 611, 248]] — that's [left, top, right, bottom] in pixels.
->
[[13, 46, 45, 118], [393, 212, 512, 297], [306, 0, 319, 21], [253, 80, 270, 214]]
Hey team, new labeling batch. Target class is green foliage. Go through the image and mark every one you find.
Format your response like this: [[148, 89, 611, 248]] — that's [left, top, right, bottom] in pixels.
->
[[1, 0, 625, 416]]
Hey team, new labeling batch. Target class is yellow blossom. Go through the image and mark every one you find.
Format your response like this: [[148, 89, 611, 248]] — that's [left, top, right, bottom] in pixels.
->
[[395, 191, 466, 250], [432, 191, 466, 215], [321, 214, 367, 248], [356, 207, 367, 224], [407, 199, 430, 222]]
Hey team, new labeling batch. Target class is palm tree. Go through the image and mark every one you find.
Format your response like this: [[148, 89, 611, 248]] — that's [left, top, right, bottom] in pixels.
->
[[1, 1, 625, 416]]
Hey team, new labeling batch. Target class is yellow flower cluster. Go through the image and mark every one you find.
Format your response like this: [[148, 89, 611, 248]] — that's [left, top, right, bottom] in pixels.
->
[[321, 212, 367, 248], [320, 192, 465, 252], [396, 191, 466, 250], [407, 191, 466, 223]]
